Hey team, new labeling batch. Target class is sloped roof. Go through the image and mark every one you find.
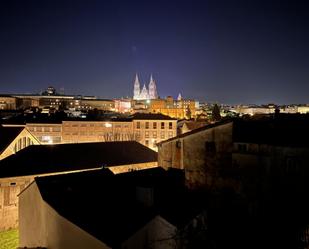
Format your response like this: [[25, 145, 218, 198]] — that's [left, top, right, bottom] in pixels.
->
[[0, 141, 157, 178], [0, 126, 24, 154], [33, 167, 200, 247]]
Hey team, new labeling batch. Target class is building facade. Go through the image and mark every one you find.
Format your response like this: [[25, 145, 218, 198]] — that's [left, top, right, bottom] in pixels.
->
[[133, 74, 158, 100]]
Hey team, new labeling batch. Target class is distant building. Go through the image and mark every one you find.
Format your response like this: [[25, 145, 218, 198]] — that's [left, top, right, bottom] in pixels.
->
[[132, 113, 177, 150], [133, 74, 158, 100], [0, 141, 158, 231], [5, 113, 177, 150]]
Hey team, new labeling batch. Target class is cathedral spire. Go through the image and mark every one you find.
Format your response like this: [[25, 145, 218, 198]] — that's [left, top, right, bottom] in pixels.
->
[[140, 84, 149, 99], [133, 73, 141, 100], [148, 74, 158, 99]]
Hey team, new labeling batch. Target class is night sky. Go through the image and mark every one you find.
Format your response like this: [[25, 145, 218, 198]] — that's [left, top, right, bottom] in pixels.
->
[[0, 0, 308, 104]]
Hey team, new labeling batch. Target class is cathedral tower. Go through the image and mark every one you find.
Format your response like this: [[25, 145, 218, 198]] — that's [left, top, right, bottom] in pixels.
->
[[133, 73, 141, 100], [148, 74, 158, 99]]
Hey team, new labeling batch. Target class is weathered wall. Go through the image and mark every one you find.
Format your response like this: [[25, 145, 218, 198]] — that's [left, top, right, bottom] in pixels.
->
[[0, 176, 33, 231], [19, 181, 110, 249], [158, 122, 235, 190]]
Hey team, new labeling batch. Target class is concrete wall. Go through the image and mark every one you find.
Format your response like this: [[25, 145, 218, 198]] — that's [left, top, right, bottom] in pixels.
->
[[122, 215, 177, 249], [19, 181, 110, 249]]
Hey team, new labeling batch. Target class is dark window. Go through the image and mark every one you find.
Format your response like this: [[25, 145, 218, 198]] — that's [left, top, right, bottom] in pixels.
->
[[161, 122, 165, 129], [136, 122, 141, 129], [169, 122, 173, 129], [238, 144, 247, 152], [205, 141, 216, 153], [153, 122, 157, 129], [145, 122, 149, 129]]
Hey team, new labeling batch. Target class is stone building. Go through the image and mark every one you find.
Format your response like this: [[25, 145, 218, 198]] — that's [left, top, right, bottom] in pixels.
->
[[0, 96, 19, 110], [158, 115, 309, 192], [0, 141, 158, 231], [132, 113, 177, 151], [133, 74, 158, 100], [6, 113, 177, 150]]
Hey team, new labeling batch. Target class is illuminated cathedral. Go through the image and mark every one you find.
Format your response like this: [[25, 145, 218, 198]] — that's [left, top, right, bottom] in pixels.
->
[[133, 74, 158, 100]]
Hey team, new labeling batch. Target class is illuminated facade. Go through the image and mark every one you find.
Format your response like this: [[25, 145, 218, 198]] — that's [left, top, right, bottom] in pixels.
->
[[22, 114, 177, 150], [133, 74, 158, 100], [149, 97, 196, 119]]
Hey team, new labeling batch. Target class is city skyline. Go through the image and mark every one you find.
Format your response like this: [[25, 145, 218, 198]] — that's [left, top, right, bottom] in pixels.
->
[[0, 0, 308, 104]]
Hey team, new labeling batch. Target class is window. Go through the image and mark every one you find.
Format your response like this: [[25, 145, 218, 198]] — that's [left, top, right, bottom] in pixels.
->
[[153, 131, 157, 138], [169, 122, 173, 129], [135, 131, 141, 139], [238, 144, 247, 152], [36, 127, 42, 132], [145, 122, 149, 129], [145, 131, 149, 138], [168, 131, 173, 138], [161, 122, 165, 129], [161, 131, 165, 139], [52, 127, 61, 132], [205, 141, 216, 153], [153, 122, 157, 129], [136, 122, 141, 129], [72, 124, 78, 127], [145, 140, 149, 146], [43, 127, 50, 132]]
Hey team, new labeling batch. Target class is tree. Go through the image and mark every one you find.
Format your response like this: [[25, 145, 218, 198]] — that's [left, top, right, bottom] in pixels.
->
[[212, 104, 221, 122]]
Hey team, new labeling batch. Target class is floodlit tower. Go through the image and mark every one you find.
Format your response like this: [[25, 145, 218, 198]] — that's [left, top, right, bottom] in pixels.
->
[[148, 74, 158, 99], [133, 73, 141, 100], [140, 84, 149, 99]]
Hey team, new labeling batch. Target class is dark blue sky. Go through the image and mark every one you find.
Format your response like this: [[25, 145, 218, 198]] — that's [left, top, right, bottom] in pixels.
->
[[0, 0, 308, 104]]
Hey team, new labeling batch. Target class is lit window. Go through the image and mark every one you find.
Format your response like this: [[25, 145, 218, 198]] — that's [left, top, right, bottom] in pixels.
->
[[136, 122, 140, 129], [161, 131, 165, 139], [153, 131, 157, 138], [168, 131, 173, 138], [105, 123, 112, 128], [145, 131, 149, 138]]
